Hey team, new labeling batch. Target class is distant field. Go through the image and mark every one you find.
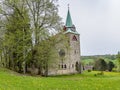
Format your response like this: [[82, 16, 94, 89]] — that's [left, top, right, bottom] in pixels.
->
[[81, 59, 95, 65], [0, 68, 120, 90]]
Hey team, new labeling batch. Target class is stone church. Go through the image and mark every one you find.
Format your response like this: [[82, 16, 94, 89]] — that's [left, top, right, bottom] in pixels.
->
[[48, 8, 81, 75]]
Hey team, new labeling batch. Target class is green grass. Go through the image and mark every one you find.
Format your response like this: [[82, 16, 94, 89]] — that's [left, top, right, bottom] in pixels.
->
[[0, 68, 120, 90]]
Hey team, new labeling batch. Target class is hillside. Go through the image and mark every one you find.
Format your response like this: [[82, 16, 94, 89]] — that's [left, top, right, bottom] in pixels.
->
[[81, 54, 116, 60], [81, 54, 117, 65], [0, 68, 120, 90]]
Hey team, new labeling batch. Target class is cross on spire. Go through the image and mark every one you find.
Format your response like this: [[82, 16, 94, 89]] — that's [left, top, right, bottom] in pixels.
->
[[68, 4, 69, 9]]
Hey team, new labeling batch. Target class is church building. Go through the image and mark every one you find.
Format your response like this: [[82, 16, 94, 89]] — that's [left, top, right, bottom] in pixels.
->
[[48, 8, 81, 75]]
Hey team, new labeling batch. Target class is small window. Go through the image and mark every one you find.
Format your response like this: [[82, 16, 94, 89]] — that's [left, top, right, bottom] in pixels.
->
[[62, 64, 64, 68], [72, 64, 74, 68], [72, 35, 77, 41], [74, 50, 76, 54], [59, 64, 67, 69], [64, 64, 67, 69]]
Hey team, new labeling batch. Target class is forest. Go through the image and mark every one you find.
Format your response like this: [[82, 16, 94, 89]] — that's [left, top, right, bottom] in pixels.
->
[[81, 53, 120, 72], [0, 0, 63, 76]]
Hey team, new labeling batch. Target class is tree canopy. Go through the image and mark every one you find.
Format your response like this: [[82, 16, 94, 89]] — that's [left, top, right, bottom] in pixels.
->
[[0, 0, 63, 76]]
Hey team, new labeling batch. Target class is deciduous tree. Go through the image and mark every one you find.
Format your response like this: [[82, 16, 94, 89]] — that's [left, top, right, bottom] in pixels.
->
[[117, 51, 120, 72], [107, 61, 115, 72], [94, 58, 107, 71]]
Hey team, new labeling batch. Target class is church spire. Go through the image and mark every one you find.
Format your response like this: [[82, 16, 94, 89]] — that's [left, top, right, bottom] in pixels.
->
[[65, 5, 73, 27], [64, 5, 79, 35]]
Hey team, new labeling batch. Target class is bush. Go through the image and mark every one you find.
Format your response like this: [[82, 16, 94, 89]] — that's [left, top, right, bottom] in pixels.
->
[[97, 71, 104, 75], [88, 69, 91, 72], [94, 71, 104, 76]]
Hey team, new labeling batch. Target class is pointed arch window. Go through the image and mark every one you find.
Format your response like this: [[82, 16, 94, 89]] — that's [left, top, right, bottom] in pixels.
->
[[72, 35, 77, 41]]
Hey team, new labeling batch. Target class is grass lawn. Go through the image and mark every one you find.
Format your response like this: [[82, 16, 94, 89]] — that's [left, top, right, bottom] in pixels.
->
[[0, 68, 120, 90]]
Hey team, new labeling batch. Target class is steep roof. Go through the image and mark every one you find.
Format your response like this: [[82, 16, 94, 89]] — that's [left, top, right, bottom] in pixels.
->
[[64, 28, 79, 35], [65, 9, 73, 27], [64, 8, 79, 35]]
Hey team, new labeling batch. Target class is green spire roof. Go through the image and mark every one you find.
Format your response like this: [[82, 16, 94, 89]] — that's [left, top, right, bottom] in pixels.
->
[[64, 28, 79, 35], [65, 9, 73, 27]]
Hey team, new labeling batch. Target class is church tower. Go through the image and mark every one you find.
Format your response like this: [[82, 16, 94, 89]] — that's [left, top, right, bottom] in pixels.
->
[[63, 7, 81, 73], [47, 7, 81, 75]]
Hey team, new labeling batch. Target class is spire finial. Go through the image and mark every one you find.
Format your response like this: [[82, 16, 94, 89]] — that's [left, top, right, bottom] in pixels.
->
[[68, 4, 69, 9]]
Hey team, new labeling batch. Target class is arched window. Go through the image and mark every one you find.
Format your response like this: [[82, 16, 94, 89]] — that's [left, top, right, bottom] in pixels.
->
[[72, 64, 74, 68], [64, 64, 67, 69], [59, 64, 67, 69], [74, 50, 76, 54], [62, 64, 64, 68]]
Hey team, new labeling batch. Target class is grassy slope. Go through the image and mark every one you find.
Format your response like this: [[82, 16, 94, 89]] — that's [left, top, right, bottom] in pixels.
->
[[81, 59, 94, 65], [0, 68, 120, 90]]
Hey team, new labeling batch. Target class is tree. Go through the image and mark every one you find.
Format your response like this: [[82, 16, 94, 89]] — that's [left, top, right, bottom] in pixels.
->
[[24, 0, 63, 75], [25, 0, 62, 44], [0, 0, 31, 72], [117, 51, 120, 72], [75, 61, 81, 73], [94, 58, 107, 71], [0, 0, 63, 75], [107, 61, 115, 72]]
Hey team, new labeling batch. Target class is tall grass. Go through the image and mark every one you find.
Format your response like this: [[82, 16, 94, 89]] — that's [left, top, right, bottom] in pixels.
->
[[0, 68, 120, 90]]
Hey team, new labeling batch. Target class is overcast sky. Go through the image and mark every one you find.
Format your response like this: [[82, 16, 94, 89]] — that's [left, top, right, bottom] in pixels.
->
[[58, 0, 120, 56]]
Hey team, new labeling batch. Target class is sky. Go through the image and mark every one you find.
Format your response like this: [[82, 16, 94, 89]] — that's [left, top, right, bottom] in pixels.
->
[[58, 0, 120, 56]]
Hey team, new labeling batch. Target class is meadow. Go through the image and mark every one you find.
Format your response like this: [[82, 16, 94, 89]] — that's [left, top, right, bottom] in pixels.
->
[[0, 68, 120, 90]]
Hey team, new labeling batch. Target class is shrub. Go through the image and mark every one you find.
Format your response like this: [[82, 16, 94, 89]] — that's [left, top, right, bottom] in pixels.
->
[[88, 69, 91, 72]]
